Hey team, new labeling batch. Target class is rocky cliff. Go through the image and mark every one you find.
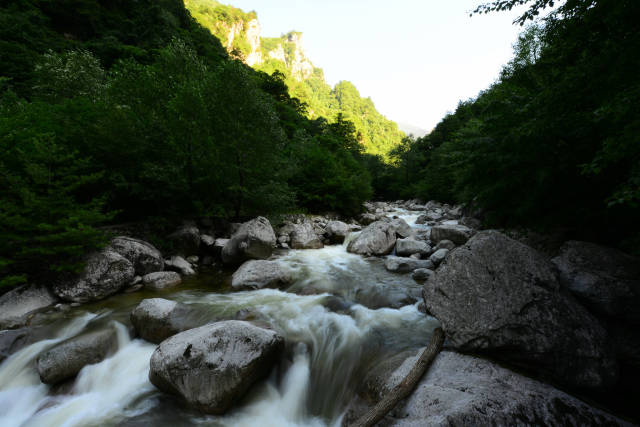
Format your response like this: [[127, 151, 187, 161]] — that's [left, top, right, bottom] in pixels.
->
[[184, 0, 405, 158]]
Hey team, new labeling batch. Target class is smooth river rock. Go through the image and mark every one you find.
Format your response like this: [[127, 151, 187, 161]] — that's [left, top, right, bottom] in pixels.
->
[[346, 350, 631, 426], [110, 236, 164, 276], [429, 224, 474, 246], [131, 298, 203, 343], [0, 284, 58, 329], [164, 256, 195, 276], [395, 238, 431, 257], [384, 256, 434, 274], [149, 321, 284, 414], [222, 217, 276, 265], [347, 221, 398, 256], [231, 260, 293, 290], [324, 220, 350, 244], [36, 328, 118, 384], [552, 240, 640, 324], [289, 222, 323, 249], [142, 271, 182, 290], [52, 250, 135, 303], [422, 230, 617, 390]]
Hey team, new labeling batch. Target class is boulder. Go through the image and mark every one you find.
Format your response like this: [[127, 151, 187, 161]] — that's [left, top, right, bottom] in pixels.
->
[[430, 224, 474, 246], [347, 221, 397, 256], [412, 268, 434, 282], [222, 217, 276, 265], [429, 248, 449, 266], [0, 327, 46, 362], [552, 241, 640, 323], [199, 234, 216, 254], [395, 239, 431, 257], [289, 222, 323, 249], [131, 298, 202, 344], [325, 220, 350, 244], [0, 284, 58, 329], [164, 256, 195, 276], [52, 250, 135, 303], [347, 350, 630, 426], [149, 321, 284, 414], [415, 214, 428, 225], [231, 260, 293, 290], [385, 256, 434, 274], [390, 218, 413, 239], [213, 238, 229, 258], [110, 236, 164, 275], [422, 231, 617, 390], [359, 213, 378, 226], [168, 225, 201, 257], [36, 328, 118, 384], [142, 272, 182, 290], [434, 240, 455, 251]]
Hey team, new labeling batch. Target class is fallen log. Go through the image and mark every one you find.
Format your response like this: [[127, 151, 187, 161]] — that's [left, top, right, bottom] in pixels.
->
[[350, 327, 445, 427]]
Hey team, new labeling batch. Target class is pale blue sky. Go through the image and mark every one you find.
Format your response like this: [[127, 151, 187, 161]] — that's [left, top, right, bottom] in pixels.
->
[[228, 0, 530, 131]]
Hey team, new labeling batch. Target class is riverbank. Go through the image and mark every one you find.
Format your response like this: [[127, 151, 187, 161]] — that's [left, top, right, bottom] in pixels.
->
[[0, 200, 637, 426]]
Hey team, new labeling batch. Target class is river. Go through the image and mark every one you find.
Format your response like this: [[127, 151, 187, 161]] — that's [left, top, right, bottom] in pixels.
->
[[0, 209, 440, 427]]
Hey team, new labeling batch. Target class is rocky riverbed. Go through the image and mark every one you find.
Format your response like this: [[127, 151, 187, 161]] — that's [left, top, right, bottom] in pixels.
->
[[0, 200, 637, 426]]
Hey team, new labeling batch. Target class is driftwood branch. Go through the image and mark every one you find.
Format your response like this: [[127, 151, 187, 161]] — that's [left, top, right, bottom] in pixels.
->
[[350, 327, 445, 427]]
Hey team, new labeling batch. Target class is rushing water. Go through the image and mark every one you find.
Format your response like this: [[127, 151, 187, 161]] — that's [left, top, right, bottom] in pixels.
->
[[0, 213, 439, 427]]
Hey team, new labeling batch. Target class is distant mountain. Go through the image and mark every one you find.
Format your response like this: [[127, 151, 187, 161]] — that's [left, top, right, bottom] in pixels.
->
[[184, 0, 404, 159], [397, 122, 428, 137]]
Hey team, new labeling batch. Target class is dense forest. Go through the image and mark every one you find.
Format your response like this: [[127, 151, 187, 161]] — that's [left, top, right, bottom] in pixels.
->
[[374, 0, 640, 253], [0, 0, 373, 288], [1, 0, 638, 290]]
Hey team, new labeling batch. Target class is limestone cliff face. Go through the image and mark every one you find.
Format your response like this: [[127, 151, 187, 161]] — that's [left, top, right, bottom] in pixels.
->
[[244, 19, 262, 67]]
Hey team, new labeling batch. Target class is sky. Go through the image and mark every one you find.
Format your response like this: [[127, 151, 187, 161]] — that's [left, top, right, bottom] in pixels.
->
[[227, 0, 531, 132]]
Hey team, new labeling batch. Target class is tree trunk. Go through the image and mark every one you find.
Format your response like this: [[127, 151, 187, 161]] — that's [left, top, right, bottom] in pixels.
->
[[350, 327, 445, 427]]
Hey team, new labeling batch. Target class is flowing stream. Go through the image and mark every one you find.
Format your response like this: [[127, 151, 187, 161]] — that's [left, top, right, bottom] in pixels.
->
[[0, 210, 439, 427]]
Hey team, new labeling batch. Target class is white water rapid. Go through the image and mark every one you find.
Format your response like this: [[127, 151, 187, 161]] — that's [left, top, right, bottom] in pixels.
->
[[0, 216, 440, 427]]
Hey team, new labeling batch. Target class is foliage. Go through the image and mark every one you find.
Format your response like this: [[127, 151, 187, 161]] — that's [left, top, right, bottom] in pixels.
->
[[0, 0, 374, 288], [386, 0, 640, 251]]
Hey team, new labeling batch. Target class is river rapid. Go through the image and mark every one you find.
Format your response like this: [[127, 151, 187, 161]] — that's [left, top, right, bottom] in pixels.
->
[[0, 210, 440, 427]]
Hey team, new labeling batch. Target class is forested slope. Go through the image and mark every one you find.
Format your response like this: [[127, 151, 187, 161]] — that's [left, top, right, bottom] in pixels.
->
[[0, 0, 373, 288]]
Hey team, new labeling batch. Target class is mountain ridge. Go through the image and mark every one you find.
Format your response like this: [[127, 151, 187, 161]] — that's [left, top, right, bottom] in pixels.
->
[[184, 0, 404, 159]]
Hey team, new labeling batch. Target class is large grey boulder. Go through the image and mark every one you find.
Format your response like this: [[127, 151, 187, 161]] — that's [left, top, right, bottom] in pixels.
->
[[347, 221, 397, 256], [385, 256, 434, 274], [0, 285, 58, 329], [52, 250, 135, 303], [389, 218, 413, 239], [222, 217, 276, 265], [430, 224, 474, 245], [36, 328, 118, 384], [359, 213, 378, 225], [142, 271, 182, 290], [168, 225, 201, 257], [552, 241, 640, 324], [164, 256, 195, 276], [395, 239, 431, 257], [289, 222, 323, 249], [231, 260, 293, 290], [325, 220, 350, 244], [422, 231, 617, 390], [412, 268, 434, 281], [110, 236, 164, 275], [149, 321, 284, 414], [131, 298, 202, 344], [347, 350, 630, 426]]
